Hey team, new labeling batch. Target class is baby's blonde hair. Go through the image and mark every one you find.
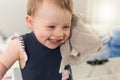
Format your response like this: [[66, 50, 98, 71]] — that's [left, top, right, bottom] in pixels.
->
[[27, 0, 73, 17]]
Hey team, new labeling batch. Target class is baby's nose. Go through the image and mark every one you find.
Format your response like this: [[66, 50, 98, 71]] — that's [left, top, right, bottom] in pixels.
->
[[54, 29, 64, 38]]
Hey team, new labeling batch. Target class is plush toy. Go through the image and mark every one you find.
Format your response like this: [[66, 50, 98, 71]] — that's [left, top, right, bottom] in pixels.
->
[[59, 14, 110, 73]]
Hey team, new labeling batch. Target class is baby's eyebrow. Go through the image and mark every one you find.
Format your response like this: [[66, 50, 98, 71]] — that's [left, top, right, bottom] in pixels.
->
[[65, 23, 71, 25]]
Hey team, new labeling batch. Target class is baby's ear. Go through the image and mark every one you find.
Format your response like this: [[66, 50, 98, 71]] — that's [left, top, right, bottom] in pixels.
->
[[25, 15, 34, 30]]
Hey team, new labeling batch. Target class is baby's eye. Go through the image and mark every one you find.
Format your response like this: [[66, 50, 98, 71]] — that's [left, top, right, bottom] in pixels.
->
[[63, 26, 70, 30], [47, 25, 55, 29]]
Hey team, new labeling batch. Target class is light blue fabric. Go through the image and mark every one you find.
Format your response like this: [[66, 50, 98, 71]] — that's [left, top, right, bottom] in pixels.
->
[[109, 28, 120, 57], [87, 34, 110, 61]]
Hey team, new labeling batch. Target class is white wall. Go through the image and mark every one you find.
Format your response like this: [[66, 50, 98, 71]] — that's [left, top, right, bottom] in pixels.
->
[[73, 0, 87, 15], [0, 0, 29, 37], [0, 0, 87, 37]]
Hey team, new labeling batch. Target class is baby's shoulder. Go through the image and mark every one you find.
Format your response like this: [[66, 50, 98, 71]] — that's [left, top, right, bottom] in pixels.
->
[[10, 36, 28, 68]]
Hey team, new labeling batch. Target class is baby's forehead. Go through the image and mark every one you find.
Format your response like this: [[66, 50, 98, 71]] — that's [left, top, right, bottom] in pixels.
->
[[31, 0, 72, 17], [34, 2, 72, 18]]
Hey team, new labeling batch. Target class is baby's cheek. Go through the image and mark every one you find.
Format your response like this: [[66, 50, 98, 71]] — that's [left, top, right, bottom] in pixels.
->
[[37, 35, 48, 43], [65, 32, 70, 39], [39, 33, 50, 39]]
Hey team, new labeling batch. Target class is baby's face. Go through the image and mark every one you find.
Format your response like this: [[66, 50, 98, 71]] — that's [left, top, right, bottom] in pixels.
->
[[27, 2, 72, 49]]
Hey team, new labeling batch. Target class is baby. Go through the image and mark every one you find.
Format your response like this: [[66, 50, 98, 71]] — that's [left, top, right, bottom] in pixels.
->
[[0, 0, 107, 80], [0, 0, 72, 80]]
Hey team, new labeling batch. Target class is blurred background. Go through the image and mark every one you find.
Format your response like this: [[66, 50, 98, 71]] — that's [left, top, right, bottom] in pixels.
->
[[0, 0, 120, 36], [0, 0, 120, 80]]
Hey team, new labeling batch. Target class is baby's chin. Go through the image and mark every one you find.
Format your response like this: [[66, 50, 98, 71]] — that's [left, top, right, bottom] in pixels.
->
[[46, 45, 59, 49]]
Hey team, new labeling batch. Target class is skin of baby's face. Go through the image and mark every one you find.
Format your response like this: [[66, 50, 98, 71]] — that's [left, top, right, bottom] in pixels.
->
[[26, 1, 72, 49]]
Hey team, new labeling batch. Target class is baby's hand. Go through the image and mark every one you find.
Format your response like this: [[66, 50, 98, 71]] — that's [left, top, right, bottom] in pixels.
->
[[97, 44, 102, 51], [62, 70, 70, 80]]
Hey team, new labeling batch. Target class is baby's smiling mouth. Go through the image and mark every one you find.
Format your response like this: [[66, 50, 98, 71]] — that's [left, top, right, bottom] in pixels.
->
[[48, 38, 63, 45]]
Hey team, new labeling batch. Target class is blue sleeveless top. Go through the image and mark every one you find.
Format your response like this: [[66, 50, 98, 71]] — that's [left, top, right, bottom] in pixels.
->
[[20, 32, 62, 80]]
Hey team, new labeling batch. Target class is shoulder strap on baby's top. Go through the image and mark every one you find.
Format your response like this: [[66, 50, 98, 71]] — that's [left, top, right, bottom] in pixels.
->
[[11, 34, 28, 69]]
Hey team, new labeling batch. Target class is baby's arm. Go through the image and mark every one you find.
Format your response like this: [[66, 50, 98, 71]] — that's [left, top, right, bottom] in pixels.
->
[[0, 39, 20, 79]]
